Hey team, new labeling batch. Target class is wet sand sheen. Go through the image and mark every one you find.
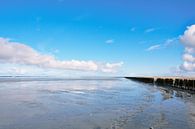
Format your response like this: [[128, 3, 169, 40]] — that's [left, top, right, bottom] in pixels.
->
[[0, 77, 195, 129]]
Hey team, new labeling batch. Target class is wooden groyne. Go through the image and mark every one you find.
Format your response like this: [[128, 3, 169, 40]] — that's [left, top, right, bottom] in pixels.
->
[[125, 77, 195, 91]]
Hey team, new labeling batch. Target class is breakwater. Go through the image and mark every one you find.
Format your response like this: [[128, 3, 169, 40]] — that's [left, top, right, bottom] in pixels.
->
[[125, 77, 195, 91]]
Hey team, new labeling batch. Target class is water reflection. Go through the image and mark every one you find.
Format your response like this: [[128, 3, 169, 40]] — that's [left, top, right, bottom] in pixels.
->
[[159, 88, 192, 101], [0, 77, 195, 129]]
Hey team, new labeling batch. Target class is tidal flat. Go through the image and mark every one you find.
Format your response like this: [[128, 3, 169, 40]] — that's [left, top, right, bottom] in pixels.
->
[[0, 77, 195, 129]]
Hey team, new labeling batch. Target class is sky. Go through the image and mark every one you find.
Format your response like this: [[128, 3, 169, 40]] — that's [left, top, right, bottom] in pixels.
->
[[0, 0, 195, 77]]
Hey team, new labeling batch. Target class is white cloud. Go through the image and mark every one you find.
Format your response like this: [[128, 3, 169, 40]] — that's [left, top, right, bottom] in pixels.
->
[[180, 25, 195, 47], [146, 44, 161, 51], [0, 37, 123, 74], [145, 28, 155, 33], [0, 63, 44, 75], [105, 39, 114, 44], [183, 53, 195, 62], [180, 62, 195, 71], [179, 25, 195, 71], [164, 38, 178, 47], [145, 37, 178, 52], [101, 62, 124, 73], [185, 47, 195, 53]]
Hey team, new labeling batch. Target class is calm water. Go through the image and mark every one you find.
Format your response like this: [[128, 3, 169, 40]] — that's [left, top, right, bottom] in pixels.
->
[[0, 77, 195, 129]]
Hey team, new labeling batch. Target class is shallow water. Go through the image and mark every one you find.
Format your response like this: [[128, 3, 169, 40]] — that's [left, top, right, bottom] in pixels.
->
[[0, 77, 195, 129]]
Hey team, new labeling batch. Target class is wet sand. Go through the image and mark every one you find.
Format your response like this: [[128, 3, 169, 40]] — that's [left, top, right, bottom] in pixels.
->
[[0, 77, 195, 129]]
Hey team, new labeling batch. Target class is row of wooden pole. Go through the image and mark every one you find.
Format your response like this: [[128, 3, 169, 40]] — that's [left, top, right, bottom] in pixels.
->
[[125, 77, 195, 91]]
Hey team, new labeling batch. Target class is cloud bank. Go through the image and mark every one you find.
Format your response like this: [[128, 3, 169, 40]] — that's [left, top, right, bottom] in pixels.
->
[[0, 37, 123, 73], [180, 25, 195, 71]]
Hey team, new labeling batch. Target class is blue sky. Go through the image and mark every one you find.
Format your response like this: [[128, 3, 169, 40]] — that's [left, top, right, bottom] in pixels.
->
[[0, 0, 195, 76]]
